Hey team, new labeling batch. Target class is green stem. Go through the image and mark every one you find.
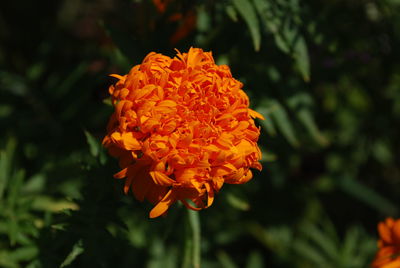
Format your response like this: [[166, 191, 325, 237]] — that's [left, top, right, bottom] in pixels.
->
[[188, 209, 201, 268]]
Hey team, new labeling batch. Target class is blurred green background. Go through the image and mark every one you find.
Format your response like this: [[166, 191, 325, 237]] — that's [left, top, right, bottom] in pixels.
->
[[1, 0, 400, 267]]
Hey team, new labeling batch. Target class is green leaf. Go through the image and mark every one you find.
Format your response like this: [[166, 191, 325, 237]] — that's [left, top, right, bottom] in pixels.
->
[[301, 224, 338, 261], [8, 218, 19, 247], [10, 246, 38, 262], [22, 174, 46, 194], [54, 63, 88, 97], [246, 251, 264, 268], [248, 223, 292, 257], [0, 71, 28, 96], [225, 5, 238, 22], [0, 250, 18, 268], [270, 101, 299, 147], [252, 0, 279, 34], [338, 176, 397, 215], [7, 169, 25, 210], [60, 240, 84, 268], [0, 137, 17, 200], [256, 107, 277, 136], [84, 130, 107, 164], [0, 104, 13, 118], [293, 240, 330, 267], [287, 92, 328, 146], [0, 151, 8, 200], [216, 250, 238, 268], [232, 0, 261, 51], [226, 192, 250, 211], [341, 227, 359, 265], [84, 130, 100, 157], [26, 62, 45, 81], [293, 36, 310, 81], [297, 109, 328, 146]]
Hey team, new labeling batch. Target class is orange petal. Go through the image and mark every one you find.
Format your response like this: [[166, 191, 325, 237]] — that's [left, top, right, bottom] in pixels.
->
[[379, 221, 393, 245], [204, 183, 214, 207], [211, 177, 224, 192], [387, 218, 395, 228], [175, 168, 196, 183], [225, 168, 245, 182], [393, 219, 400, 244], [131, 169, 151, 202], [149, 190, 175, 218], [215, 132, 233, 149], [251, 161, 263, 171], [157, 99, 177, 107], [111, 132, 141, 151], [121, 132, 141, 150], [210, 164, 236, 177], [110, 74, 124, 80], [381, 260, 400, 268], [150, 171, 175, 186], [249, 109, 265, 120], [113, 168, 128, 179], [240, 170, 253, 183], [374, 246, 397, 267]]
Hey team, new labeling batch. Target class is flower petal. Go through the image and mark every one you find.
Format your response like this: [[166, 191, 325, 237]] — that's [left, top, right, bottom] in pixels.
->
[[150, 171, 175, 186], [379, 221, 393, 245], [149, 190, 175, 218], [249, 109, 265, 120]]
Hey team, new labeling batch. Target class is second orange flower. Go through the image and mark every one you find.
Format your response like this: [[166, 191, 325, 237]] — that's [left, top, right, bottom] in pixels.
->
[[103, 47, 264, 218], [372, 218, 400, 268]]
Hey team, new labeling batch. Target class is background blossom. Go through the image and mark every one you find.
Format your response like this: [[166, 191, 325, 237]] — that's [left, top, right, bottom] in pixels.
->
[[372, 218, 400, 268]]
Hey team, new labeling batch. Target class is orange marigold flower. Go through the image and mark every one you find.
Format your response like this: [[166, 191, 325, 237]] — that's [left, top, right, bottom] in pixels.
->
[[103, 47, 264, 218], [372, 218, 400, 268]]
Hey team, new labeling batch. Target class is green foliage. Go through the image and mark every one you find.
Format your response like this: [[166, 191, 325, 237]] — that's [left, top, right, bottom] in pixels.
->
[[1, 0, 400, 267]]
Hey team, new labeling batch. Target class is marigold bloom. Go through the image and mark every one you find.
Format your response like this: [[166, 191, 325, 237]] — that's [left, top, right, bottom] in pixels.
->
[[103, 47, 264, 218], [372, 218, 400, 268]]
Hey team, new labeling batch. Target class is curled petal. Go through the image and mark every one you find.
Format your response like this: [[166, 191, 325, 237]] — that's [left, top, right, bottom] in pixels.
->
[[150, 171, 175, 186], [249, 109, 265, 120], [149, 190, 176, 218]]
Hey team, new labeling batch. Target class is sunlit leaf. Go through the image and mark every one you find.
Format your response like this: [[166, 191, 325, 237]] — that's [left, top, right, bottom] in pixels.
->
[[7, 169, 25, 210], [22, 174, 46, 194], [84, 130, 100, 157], [10, 246, 38, 262], [84, 130, 107, 164], [226, 192, 250, 211], [60, 240, 84, 268], [225, 5, 238, 22]]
